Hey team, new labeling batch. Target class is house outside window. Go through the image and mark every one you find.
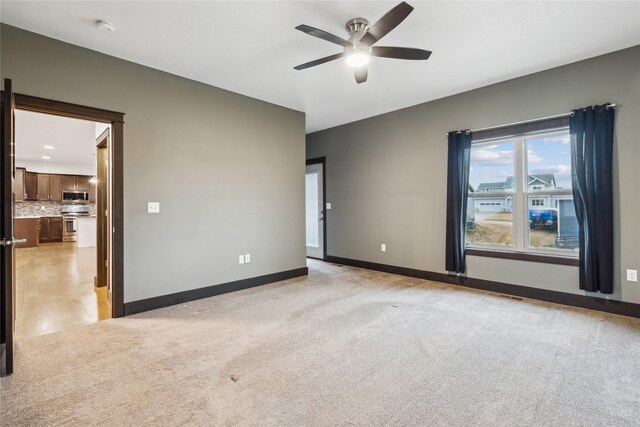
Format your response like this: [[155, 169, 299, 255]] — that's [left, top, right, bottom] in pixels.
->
[[466, 127, 579, 255]]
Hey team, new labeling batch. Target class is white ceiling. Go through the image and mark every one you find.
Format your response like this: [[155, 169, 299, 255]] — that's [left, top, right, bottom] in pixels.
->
[[15, 109, 97, 169], [2, 1, 639, 133]]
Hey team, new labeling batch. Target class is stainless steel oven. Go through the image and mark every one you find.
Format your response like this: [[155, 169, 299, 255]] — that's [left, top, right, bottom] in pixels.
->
[[61, 204, 90, 242], [63, 217, 77, 242]]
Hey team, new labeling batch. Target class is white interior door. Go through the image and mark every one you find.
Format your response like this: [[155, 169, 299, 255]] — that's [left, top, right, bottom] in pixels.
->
[[305, 163, 324, 259]]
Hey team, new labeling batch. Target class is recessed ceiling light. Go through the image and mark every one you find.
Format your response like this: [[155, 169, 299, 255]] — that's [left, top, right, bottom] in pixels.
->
[[42, 156, 51, 160], [97, 20, 115, 33], [44, 145, 54, 150]]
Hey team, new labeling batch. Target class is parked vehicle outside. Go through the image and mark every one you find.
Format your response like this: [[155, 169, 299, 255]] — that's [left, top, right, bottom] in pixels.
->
[[529, 208, 558, 230]]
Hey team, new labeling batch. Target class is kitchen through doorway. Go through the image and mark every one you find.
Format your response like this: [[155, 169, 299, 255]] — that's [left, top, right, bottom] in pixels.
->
[[13, 109, 112, 338]]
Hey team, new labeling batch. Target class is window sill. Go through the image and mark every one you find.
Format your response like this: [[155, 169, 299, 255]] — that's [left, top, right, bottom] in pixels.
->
[[465, 248, 579, 266]]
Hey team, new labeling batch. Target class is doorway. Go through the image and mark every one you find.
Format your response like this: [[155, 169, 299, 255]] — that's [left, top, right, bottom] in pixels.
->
[[305, 158, 326, 259], [1, 82, 125, 376], [12, 110, 110, 338]]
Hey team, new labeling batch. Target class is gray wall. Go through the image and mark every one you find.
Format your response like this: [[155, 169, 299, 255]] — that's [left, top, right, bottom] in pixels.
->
[[307, 46, 640, 304], [1, 24, 307, 303]]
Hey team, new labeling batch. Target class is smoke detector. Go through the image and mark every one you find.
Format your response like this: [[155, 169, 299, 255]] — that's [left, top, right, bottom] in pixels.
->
[[96, 20, 115, 33]]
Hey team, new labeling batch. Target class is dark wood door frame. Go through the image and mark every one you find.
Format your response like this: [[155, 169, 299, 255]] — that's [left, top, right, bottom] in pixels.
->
[[1, 79, 16, 376], [4, 92, 125, 318], [306, 157, 327, 260], [95, 130, 109, 292]]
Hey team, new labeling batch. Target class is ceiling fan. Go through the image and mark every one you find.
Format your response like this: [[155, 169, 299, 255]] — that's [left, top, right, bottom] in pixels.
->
[[293, 1, 432, 84]]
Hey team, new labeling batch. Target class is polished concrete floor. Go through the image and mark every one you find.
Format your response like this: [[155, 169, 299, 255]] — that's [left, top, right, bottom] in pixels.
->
[[15, 242, 111, 338]]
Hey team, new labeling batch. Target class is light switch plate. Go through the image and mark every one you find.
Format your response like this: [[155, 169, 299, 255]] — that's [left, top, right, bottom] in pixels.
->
[[627, 269, 638, 282], [147, 202, 160, 213], [326, 203, 332, 210]]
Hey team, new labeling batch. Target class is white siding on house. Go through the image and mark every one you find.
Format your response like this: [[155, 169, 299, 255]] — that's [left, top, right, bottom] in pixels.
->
[[474, 197, 512, 213]]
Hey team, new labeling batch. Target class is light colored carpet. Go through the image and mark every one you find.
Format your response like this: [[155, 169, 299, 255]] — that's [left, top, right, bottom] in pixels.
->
[[1, 259, 639, 426]]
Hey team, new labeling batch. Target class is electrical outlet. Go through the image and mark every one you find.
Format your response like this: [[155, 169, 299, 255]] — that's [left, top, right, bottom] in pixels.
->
[[326, 202, 332, 210], [239, 255, 245, 264], [245, 254, 251, 263], [381, 244, 386, 252], [627, 269, 638, 282], [147, 202, 160, 213]]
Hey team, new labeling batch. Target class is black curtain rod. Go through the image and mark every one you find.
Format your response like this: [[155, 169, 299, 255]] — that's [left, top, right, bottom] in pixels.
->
[[450, 103, 616, 135]]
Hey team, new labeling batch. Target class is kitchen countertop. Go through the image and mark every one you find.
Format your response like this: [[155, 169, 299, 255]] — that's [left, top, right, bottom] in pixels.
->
[[16, 215, 62, 219]]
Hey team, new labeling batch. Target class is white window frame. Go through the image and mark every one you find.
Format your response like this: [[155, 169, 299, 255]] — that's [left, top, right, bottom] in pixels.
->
[[467, 127, 578, 257]]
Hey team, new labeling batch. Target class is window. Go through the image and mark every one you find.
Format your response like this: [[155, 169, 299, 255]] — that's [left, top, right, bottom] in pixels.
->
[[466, 127, 578, 255]]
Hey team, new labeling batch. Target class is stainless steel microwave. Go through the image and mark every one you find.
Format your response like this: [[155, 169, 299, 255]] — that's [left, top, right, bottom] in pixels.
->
[[62, 191, 90, 203]]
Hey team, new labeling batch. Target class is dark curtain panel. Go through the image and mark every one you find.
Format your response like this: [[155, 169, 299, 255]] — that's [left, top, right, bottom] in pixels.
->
[[445, 131, 472, 273], [570, 105, 615, 293]]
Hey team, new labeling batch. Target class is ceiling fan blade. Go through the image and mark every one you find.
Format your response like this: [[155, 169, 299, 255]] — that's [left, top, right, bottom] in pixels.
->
[[294, 53, 345, 70], [295, 24, 351, 47], [359, 2, 414, 46], [371, 46, 432, 60], [354, 66, 368, 84]]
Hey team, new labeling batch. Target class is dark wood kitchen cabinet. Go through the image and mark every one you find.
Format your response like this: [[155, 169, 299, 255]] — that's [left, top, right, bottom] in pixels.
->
[[76, 176, 91, 192], [37, 174, 50, 201], [39, 217, 50, 242], [62, 175, 92, 192], [14, 167, 25, 202], [49, 175, 62, 201], [62, 175, 76, 192], [14, 218, 38, 248], [25, 172, 38, 201], [37, 174, 62, 201], [39, 216, 63, 243], [89, 184, 96, 203]]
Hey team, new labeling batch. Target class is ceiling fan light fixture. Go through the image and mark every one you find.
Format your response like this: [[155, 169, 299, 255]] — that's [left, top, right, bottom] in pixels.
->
[[293, 2, 430, 83], [346, 52, 370, 67]]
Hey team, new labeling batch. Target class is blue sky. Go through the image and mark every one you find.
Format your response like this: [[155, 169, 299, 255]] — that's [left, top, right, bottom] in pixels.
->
[[469, 132, 572, 190]]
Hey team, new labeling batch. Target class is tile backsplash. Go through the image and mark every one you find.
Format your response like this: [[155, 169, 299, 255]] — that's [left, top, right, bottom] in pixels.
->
[[16, 201, 96, 217]]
